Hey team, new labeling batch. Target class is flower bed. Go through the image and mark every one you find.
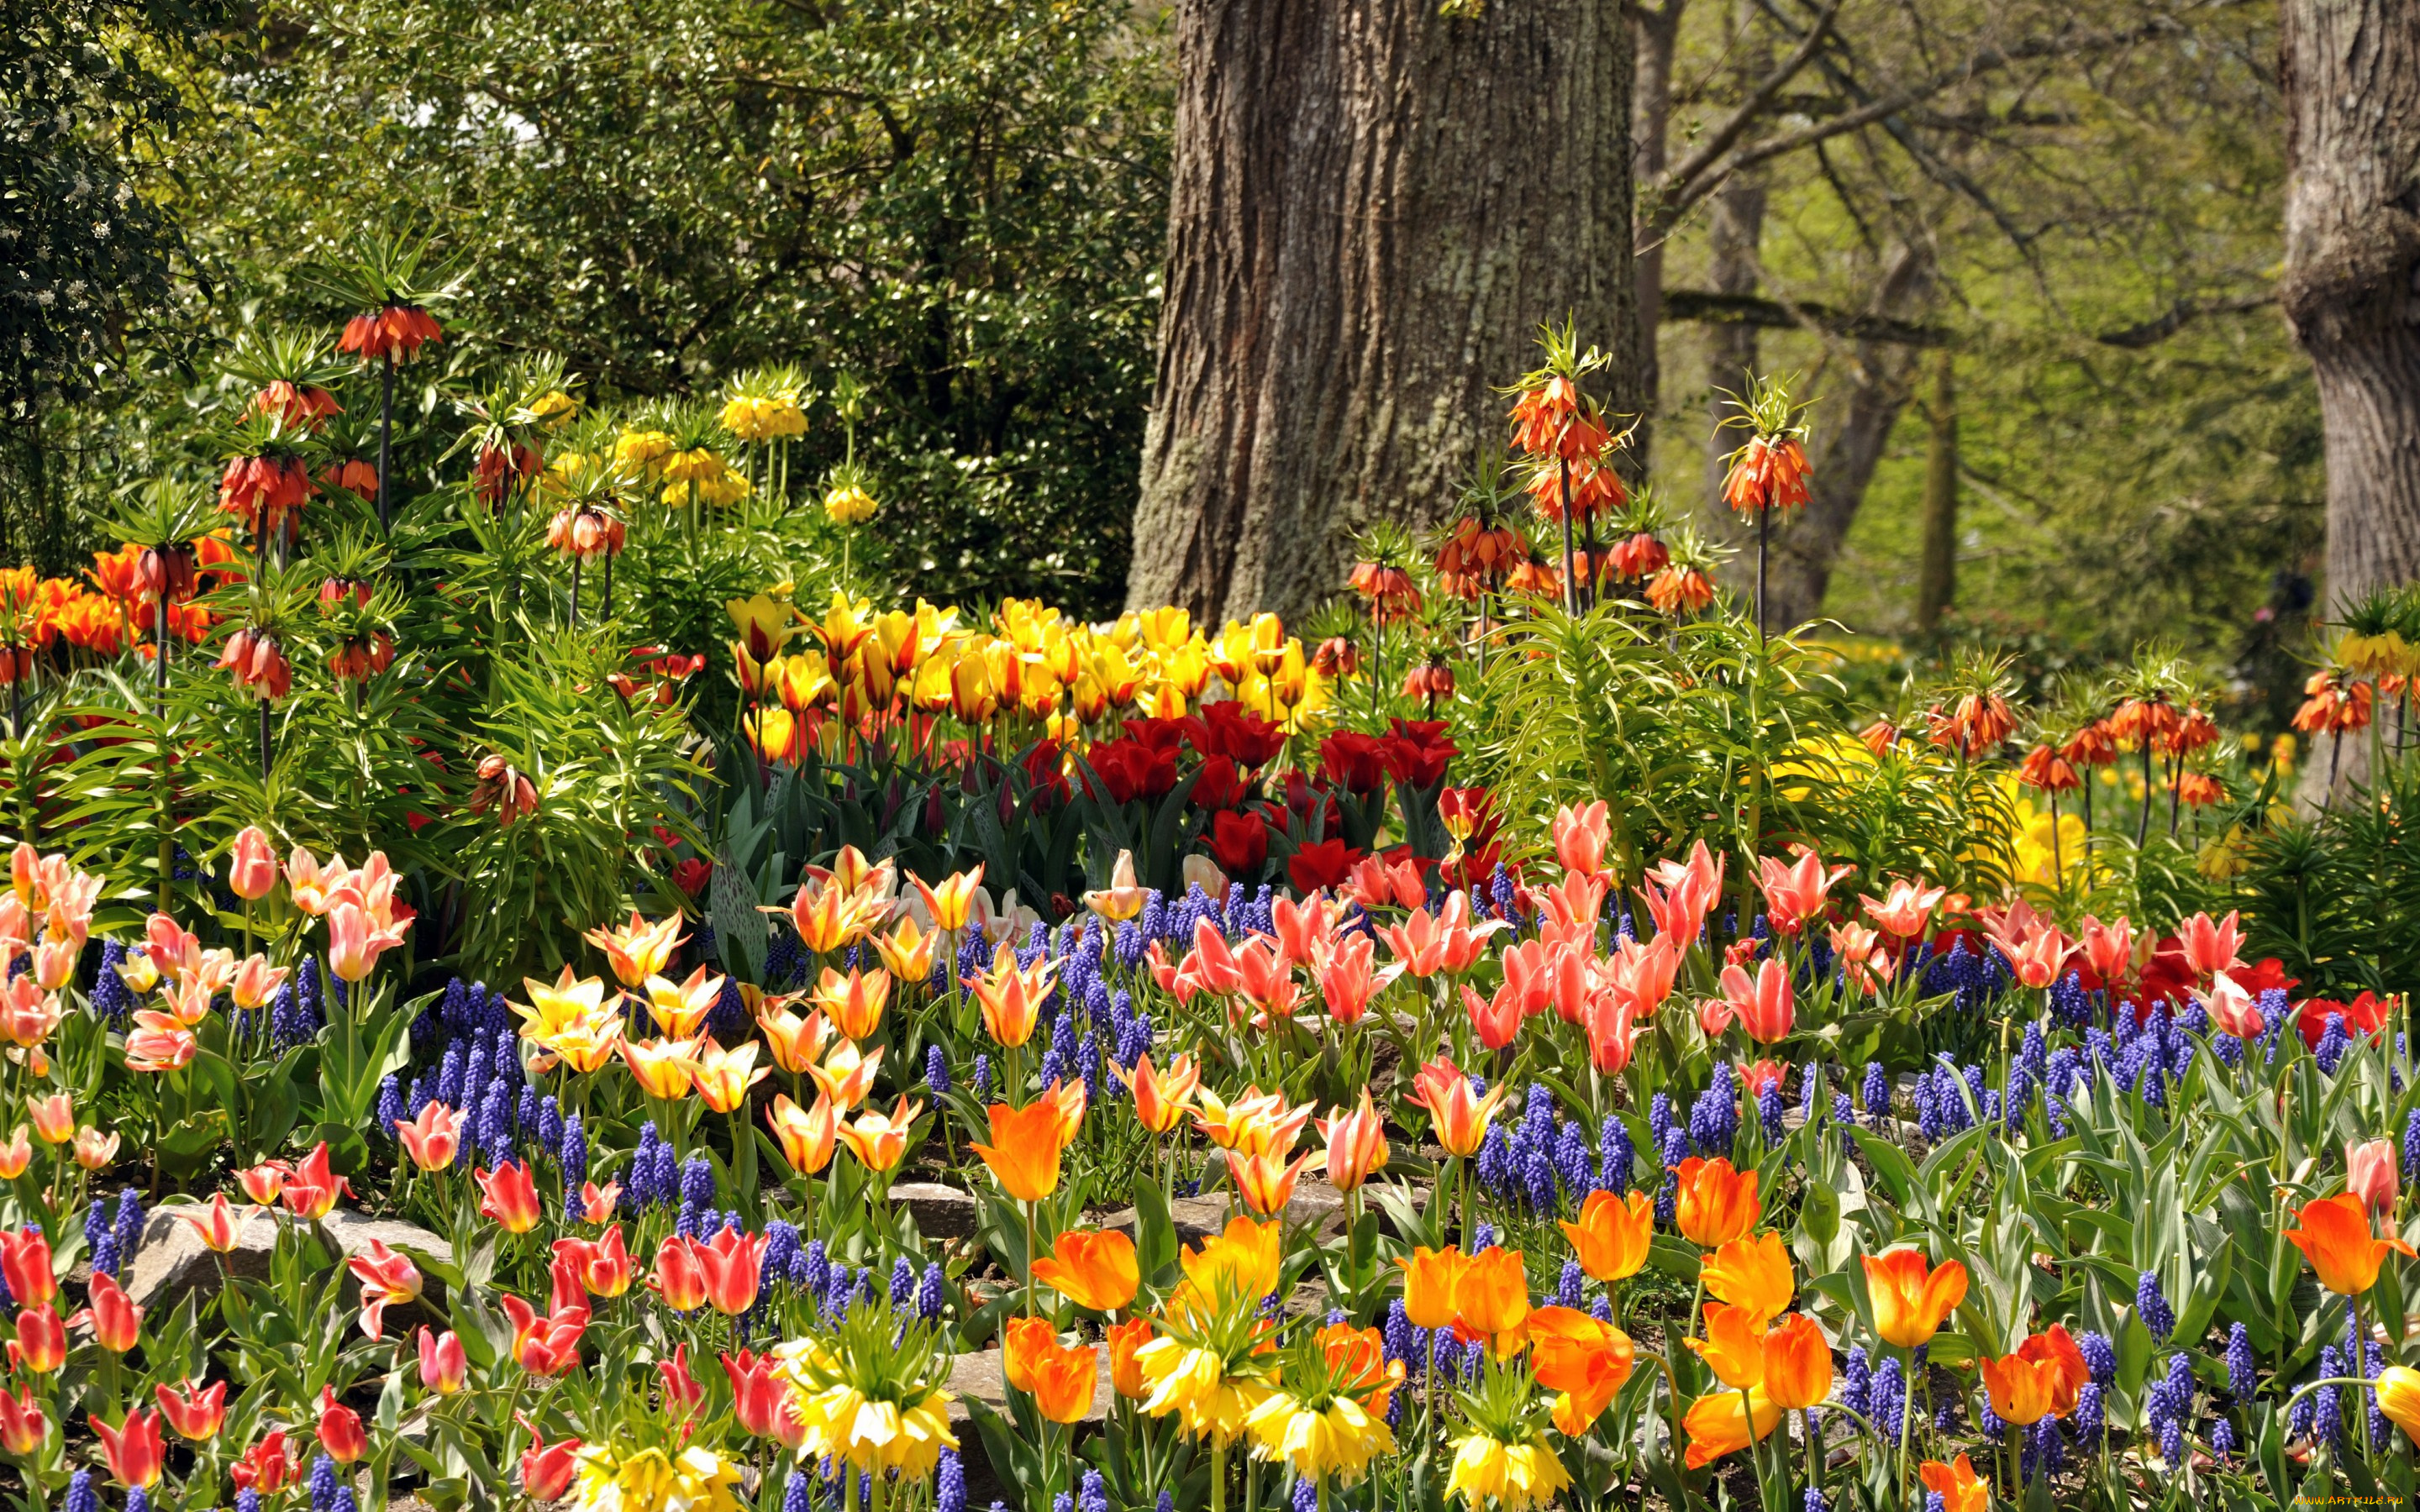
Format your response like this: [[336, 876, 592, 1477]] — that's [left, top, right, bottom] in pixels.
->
[[0, 265, 2412, 1512]]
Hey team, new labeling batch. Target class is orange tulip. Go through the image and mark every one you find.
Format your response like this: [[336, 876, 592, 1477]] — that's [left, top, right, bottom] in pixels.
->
[[685, 1040, 770, 1114], [1032, 1229, 1139, 1314], [644, 968, 725, 1039], [1862, 1246, 1969, 1349], [476, 1160, 542, 1234], [1396, 1247, 1467, 1331], [2016, 1325, 2090, 1417], [2286, 1191, 2417, 1294], [755, 1002, 832, 1075], [836, 1096, 922, 1173], [766, 1093, 839, 1175], [1002, 1314, 1058, 1392], [913, 867, 985, 932], [811, 966, 892, 1042], [620, 1037, 699, 1100], [1528, 1307, 1635, 1433], [806, 1039, 883, 1110], [582, 910, 684, 988], [1561, 1189, 1654, 1283], [1317, 1090, 1390, 1194], [1980, 1352, 2055, 1427], [1027, 1338, 1099, 1425], [1682, 1384, 1781, 1469], [965, 943, 1055, 1049], [1760, 1313, 1833, 1410], [1107, 1317, 1154, 1399], [1115, 1052, 1201, 1135], [1675, 1158, 1760, 1247], [1455, 1246, 1532, 1355], [1230, 1150, 1313, 1218], [1919, 1455, 1991, 1512], [1701, 1232, 1794, 1324], [873, 917, 937, 984], [971, 1100, 1069, 1203], [1407, 1055, 1508, 1158], [1687, 1302, 1770, 1389]]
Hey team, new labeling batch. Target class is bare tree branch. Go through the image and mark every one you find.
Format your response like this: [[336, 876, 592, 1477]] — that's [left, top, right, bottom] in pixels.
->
[[1662, 287, 1953, 346], [1653, 0, 1848, 204], [1643, 16, 2186, 238], [2095, 291, 2278, 346]]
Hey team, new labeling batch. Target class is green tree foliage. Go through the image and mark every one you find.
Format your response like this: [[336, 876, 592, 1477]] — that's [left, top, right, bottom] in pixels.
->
[[61, 0, 1173, 615]]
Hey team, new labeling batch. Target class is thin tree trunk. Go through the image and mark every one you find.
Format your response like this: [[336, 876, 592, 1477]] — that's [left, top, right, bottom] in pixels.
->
[[1702, 171, 1768, 512], [1760, 246, 1933, 627], [1128, 0, 1638, 626], [1630, 0, 1688, 461], [1915, 348, 1959, 631], [2281, 0, 2420, 804]]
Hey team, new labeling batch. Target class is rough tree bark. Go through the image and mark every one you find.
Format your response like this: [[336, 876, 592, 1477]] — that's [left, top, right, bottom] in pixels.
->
[[1126, 0, 1637, 625], [2280, 0, 2420, 800]]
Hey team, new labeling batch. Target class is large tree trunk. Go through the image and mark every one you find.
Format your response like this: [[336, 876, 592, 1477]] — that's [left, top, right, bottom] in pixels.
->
[[1127, 0, 1638, 626], [2280, 0, 2420, 801]]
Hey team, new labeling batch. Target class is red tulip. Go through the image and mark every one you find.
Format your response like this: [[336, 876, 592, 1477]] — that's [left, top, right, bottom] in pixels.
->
[[90, 1408, 165, 1488], [657, 1341, 704, 1416], [9, 1305, 63, 1374], [0, 1228, 54, 1307], [517, 1416, 581, 1501], [499, 1294, 588, 1377], [476, 1159, 542, 1234], [73, 1271, 143, 1353], [417, 1328, 467, 1396], [697, 1227, 770, 1317], [317, 1385, 366, 1464], [651, 1235, 710, 1313], [0, 1385, 48, 1453], [723, 1349, 808, 1446], [155, 1379, 227, 1441], [229, 1429, 300, 1494]]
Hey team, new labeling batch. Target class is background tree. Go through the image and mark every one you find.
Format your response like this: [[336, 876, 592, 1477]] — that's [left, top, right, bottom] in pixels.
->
[[28, 0, 1171, 615], [0, 0, 227, 570], [1123, 0, 1639, 627]]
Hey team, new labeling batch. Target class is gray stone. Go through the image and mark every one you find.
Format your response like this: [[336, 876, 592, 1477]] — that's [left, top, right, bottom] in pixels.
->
[[889, 1182, 978, 1239], [127, 1202, 451, 1332]]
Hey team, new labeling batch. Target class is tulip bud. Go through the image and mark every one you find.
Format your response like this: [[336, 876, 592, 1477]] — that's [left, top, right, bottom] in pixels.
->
[[316, 1385, 366, 1464], [417, 1328, 467, 1395]]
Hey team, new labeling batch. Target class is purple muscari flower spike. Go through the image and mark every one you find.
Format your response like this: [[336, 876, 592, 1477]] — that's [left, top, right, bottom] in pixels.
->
[[66, 1473, 97, 1512], [1978, 1400, 2005, 1444], [1382, 1300, 1413, 1366], [2074, 1381, 2105, 1446], [1870, 1357, 1905, 1440], [1470, 1222, 1497, 1252], [2079, 1331, 2116, 1386], [1556, 1260, 1583, 1308], [1555, 1121, 1593, 1193], [111, 1189, 142, 1269], [918, 1262, 945, 1321], [1861, 1061, 1889, 1121], [2318, 1011, 2349, 1074], [926, 1044, 950, 1096], [82, 1200, 109, 1274], [890, 1257, 917, 1307], [1598, 1116, 1633, 1193], [2136, 1271, 2175, 1341], [309, 1454, 339, 1511], [2227, 1322, 2255, 1401], [1081, 1472, 1112, 1512], [2210, 1416, 2235, 1461], [1757, 1081, 1785, 1143], [538, 1095, 563, 1158], [972, 1054, 991, 1100], [1286, 1479, 1313, 1512], [1840, 1347, 1870, 1417]]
